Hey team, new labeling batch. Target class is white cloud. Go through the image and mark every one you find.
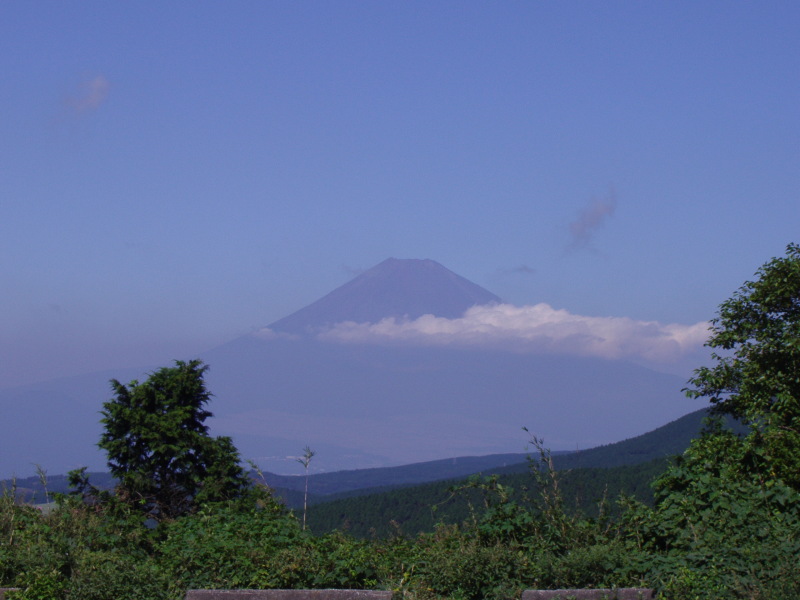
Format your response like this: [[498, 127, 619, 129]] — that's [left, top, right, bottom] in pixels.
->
[[313, 303, 710, 364]]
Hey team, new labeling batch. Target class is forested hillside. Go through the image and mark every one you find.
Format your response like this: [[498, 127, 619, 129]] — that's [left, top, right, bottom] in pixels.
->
[[306, 458, 670, 538]]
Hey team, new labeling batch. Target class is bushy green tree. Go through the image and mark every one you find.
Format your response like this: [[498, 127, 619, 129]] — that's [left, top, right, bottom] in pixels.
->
[[99, 359, 248, 520], [622, 424, 800, 598], [686, 242, 800, 488], [619, 244, 800, 598]]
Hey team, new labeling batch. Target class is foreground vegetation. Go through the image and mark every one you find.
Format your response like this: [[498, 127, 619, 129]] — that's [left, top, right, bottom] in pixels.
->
[[3, 436, 799, 600], [3, 244, 800, 599]]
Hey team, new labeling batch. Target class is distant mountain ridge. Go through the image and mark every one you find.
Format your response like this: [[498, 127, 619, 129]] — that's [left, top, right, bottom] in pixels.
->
[[268, 258, 501, 334], [265, 406, 721, 498], [8, 406, 730, 514], [5, 407, 715, 504]]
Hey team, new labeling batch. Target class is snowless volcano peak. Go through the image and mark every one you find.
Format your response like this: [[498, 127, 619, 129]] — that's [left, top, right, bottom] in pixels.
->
[[268, 258, 502, 335]]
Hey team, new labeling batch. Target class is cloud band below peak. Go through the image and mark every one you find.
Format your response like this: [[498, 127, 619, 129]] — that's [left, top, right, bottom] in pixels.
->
[[313, 303, 710, 364]]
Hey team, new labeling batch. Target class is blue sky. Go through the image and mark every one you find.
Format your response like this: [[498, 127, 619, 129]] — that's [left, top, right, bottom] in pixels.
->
[[2, 2, 799, 387]]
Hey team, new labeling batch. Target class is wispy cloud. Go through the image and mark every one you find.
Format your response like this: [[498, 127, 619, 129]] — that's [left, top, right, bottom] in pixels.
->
[[569, 191, 616, 249], [67, 75, 110, 113], [253, 328, 301, 341], [502, 265, 536, 276], [310, 303, 709, 364]]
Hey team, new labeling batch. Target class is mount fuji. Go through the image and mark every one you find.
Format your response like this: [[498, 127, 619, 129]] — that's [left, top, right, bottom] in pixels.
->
[[268, 258, 501, 335], [0, 258, 702, 477]]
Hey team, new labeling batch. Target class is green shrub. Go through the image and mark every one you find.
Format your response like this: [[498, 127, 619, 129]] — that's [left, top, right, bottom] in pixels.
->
[[410, 525, 531, 600], [6, 567, 66, 600], [65, 551, 169, 600], [157, 493, 305, 592]]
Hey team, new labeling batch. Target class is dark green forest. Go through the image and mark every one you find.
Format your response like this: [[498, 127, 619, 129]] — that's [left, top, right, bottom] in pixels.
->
[[305, 458, 670, 538], [4, 245, 800, 600]]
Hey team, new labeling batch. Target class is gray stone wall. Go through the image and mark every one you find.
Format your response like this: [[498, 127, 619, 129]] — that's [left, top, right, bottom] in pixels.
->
[[522, 589, 654, 600], [185, 591, 392, 600]]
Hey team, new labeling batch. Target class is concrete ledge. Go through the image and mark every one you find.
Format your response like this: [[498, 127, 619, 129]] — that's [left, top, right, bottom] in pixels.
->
[[185, 591, 392, 600], [522, 589, 654, 600]]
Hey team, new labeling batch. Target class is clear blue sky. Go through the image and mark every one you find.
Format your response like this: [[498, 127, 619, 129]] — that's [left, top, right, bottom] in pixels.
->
[[2, 2, 799, 387]]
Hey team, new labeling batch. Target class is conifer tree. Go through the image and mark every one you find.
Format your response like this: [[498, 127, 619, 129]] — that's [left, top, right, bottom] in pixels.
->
[[99, 359, 247, 519]]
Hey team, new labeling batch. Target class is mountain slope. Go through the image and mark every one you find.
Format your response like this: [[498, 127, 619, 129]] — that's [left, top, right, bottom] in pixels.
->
[[260, 406, 718, 498]]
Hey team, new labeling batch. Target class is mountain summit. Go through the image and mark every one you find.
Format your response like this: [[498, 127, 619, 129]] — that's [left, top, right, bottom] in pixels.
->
[[268, 258, 501, 335]]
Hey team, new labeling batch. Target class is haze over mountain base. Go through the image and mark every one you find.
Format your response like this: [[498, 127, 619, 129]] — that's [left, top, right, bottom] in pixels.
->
[[202, 336, 702, 473], [0, 336, 702, 477]]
